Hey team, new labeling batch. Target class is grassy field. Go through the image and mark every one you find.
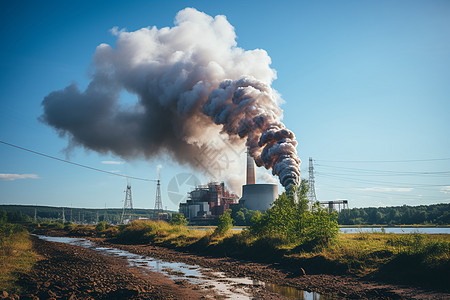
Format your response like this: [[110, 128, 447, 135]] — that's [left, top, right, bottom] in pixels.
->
[[0, 223, 38, 293]]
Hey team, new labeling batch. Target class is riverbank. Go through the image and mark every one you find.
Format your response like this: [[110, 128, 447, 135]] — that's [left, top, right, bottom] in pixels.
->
[[11, 231, 449, 299], [11, 236, 205, 299], [26, 222, 450, 298], [338, 224, 450, 228]]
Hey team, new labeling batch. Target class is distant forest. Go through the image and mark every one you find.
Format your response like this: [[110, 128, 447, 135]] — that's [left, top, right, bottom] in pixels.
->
[[1, 203, 449, 226], [0, 205, 174, 224], [337, 203, 450, 225]]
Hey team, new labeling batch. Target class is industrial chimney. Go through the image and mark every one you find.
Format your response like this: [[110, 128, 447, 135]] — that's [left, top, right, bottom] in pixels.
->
[[246, 151, 255, 185]]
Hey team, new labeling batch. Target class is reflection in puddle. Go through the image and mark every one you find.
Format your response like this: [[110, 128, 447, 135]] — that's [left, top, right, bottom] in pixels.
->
[[34, 235, 328, 299]]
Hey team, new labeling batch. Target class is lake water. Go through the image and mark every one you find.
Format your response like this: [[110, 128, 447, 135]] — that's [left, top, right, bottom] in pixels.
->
[[191, 226, 450, 234], [339, 227, 450, 234]]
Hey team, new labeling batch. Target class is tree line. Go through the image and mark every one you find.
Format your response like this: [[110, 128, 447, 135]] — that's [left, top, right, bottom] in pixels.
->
[[0, 205, 171, 224], [337, 203, 450, 225]]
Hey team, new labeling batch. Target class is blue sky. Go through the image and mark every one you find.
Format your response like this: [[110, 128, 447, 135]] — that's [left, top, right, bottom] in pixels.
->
[[1, 0, 449, 210]]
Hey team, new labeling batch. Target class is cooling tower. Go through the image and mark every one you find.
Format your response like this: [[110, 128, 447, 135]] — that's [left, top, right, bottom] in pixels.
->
[[240, 183, 278, 212]]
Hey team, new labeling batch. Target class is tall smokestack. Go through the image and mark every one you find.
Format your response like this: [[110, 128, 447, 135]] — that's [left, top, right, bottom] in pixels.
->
[[246, 151, 255, 185]]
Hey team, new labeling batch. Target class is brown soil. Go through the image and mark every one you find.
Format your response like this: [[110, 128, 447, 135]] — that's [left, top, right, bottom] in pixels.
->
[[6, 236, 205, 299], [96, 238, 450, 299], [5, 232, 450, 299]]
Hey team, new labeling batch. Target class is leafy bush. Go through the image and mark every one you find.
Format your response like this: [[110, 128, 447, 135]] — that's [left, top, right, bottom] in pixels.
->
[[170, 213, 188, 226], [95, 221, 107, 232], [64, 222, 76, 231], [54, 222, 65, 230], [214, 210, 233, 236], [249, 179, 338, 249]]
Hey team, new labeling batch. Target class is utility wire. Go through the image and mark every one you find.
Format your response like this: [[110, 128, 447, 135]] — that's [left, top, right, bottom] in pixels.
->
[[317, 173, 448, 187], [0, 140, 156, 182], [315, 163, 450, 175], [315, 158, 450, 163]]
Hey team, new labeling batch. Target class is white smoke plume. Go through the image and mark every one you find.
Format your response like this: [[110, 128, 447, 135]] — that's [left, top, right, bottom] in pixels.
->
[[40, 8, 300, 190]]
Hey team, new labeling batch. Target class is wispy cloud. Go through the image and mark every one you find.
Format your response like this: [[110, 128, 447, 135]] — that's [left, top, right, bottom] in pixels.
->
[[440, 186, 450, 194], [0, 174, 39, 181], [355, 187, 413, 192], [101, 161, 124, 165], [109, 170, 121, 173]]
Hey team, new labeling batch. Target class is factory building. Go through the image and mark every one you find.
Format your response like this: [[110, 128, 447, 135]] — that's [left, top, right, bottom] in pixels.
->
[[239, 153, 278, 212], [179, 153, 278, 224], [179, 182, 238, 224]]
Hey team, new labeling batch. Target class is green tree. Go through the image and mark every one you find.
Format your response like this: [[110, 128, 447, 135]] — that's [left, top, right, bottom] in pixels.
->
[[249, 179, 338, 247], [214, 209, 234, 236], [95, 221, 107, 232], [234, 211, 246, 225], [170, 213, 188, 226], [0, 210, 7, 224]]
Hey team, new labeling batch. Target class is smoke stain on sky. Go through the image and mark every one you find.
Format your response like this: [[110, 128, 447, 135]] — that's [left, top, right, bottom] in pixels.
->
[[40, 8, 300, 191], [0, 1, 449, 209]]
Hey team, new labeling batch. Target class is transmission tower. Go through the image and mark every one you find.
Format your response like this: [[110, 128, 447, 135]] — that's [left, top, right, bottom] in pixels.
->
[[307, 157, 317, 205], [103, 203, 108, 223], [154, 170, 162, 214], [62, 207, 65, 222], [120, 183, 133, 224]]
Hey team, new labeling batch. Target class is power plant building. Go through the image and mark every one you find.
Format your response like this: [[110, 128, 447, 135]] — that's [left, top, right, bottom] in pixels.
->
[[239, 152, 278, 212], [179, 182, 238, 223], [179, 153, 278, 223]]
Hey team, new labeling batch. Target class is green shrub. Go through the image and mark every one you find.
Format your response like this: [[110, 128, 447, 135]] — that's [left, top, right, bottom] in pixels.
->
[[249, 179, 339, 249], [214, 210, 233, 236], [54, 222, 65, 230], [170, 213, 188, 226], [95, 221, 107, 232], [64, 223, 75, 231]]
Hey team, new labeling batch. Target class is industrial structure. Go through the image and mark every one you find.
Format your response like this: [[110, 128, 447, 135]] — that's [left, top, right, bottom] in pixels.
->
[[120, 183, 133, 224], [308, 157, 349, 213], [239, 152, 278, 212], [179, 152, 278, 222], [179, 182, 238, 224], [307, 157, 317, 206], [318, 200, 349, 213]]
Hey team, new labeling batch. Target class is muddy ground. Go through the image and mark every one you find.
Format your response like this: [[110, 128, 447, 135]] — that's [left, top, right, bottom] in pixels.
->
[[3, 232, 450, 299], [96, 239, 449, 299], [6, 236, 205, 299]]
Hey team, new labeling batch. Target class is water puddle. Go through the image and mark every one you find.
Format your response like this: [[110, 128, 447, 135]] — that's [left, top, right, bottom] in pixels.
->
[[34, 235, 327, 299]]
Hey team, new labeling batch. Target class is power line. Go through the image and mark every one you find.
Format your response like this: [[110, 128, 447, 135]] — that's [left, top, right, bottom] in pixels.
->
[[0, 140, 155, 182], [317, 173, 448, 188], [315, 158, 450, 163], [315, 163, 450, 175]]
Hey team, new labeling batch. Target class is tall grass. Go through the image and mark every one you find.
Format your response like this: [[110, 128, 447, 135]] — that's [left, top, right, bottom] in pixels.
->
[[116, 220, 209, 246], [0, 223, 38, 292], [37, 219, 449, 289]]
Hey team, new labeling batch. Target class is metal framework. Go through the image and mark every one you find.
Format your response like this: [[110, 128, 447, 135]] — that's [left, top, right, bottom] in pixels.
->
[[318, 200, 349, 213], [307, 157, 317, 205], [120, 184, 133, 224], [155, 175, 162, 213]]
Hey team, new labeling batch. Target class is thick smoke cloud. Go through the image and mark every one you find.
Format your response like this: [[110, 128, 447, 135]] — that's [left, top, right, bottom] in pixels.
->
[[40, 8, 300, 190], [204, 77, 300, 188]]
